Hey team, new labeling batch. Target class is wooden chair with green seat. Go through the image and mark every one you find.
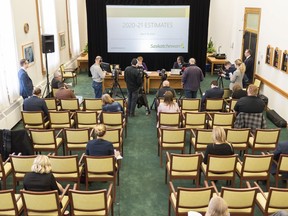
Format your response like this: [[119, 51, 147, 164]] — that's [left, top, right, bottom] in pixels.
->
[[190, 129, 213, 153], [59, 63, 77, 86], [254, 181, 288, 216], [248, 128, 280, 154], [212, 181, 258, 216], [236, 154, 273, 190], [0, 154, 12, 190], [20, 184, 70, 216], [158, 128, 186, 167], [168, 181, 213, 215], [48, 154, 84, 189], [0, 189, 23, 215], [207, 112, 235, 129], [76, 111, 98, 129], [165, 152, 202, 187], [49, 111, 75, 129], [29, 129, 64, 155], [225, 128, 250, 155], [21, 111, 49, 129], [69, 183, 114, 216], [10, 155, 37, 191], [64, 128, 93, 155], [201, 154, 238, 187]]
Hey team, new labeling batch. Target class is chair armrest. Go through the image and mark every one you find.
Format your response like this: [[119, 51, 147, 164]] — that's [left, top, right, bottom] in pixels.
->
[[4, 152, 15, 163], [166, 152, 171, 163], [55, 129, 63, 138], [253, 181, 267, 199], [210, 181, 219, 195], [79, 153, 85, 165], [200, 152, 204, 159], [246, 181, 252, 188], [181, 113, 185, 121], [237, 157, 242, 164], [107, 183, 113, 199], [203, 180, 209, 188], [249, 131, 254, 138], [70, 112, 75, 119], [59, 184, 70, 201], [169, 181, 176, 196], [72, 183, 77, 190], [207, 113, 213, 121], [190, 129, 196, 137]]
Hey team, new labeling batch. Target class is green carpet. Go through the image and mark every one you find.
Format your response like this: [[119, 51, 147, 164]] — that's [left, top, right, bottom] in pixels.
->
[[11, 70, 288, 216]]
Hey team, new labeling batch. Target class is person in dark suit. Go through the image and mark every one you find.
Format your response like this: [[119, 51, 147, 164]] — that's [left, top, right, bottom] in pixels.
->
[[86, 124, 120, 157], [51, 72, 63, 89], [231, 84, 247, 99], [201, 80, 224, 109], [244, 49, 254, 85], [18, 59, 33, 99], [23, 87, 49, 118], [172, 56, 185, 69], [271, 141, 288, 179]]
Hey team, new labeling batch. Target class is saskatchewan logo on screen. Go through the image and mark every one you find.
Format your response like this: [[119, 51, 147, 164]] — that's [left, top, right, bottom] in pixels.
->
[[150, 42, 185, 49]]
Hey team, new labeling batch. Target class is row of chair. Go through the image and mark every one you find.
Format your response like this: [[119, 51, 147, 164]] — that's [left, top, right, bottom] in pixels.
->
[[168, 180, 287, 216], [157, 127, 281, 166], [0, 183, 114, 216]]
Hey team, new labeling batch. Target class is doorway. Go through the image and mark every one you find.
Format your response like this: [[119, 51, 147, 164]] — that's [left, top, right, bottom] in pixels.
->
[[242, 8, 261, 81]]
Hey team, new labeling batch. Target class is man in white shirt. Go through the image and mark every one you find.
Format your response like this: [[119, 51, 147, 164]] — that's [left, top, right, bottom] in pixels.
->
[[90, 56, 106, 98]]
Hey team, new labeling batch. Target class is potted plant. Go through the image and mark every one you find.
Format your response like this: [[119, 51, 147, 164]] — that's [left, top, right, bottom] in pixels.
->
[[81, 42, 88, 57], [207, 37, 216, 54]]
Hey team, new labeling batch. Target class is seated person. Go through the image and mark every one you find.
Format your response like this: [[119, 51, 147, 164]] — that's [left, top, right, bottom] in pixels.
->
[[51, 72, 62, 89], [201, 80, 224, 109], [172, 56, 185, 69], [231, 83, 247, 99], [86, 124, 120, 157], [102, 94, 123, 113], [206, 196, 229, 216], [222, 61, 236, 80], [156, 80, 176, 98], [55, 82, 76, 100], [137, 56, 148, 71], [270, 141, 288, 179], [23, 87, 49, 118], [23, 155, 64, 194], [157, 91, 180, 115], [234, 84, 265, 114], [203, 126, 234, 164]]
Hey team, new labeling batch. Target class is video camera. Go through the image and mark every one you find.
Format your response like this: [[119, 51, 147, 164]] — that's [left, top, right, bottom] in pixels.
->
[[158, 69, 167, 81], [112, 68, 122, 82], [138, 67, 149, 79]]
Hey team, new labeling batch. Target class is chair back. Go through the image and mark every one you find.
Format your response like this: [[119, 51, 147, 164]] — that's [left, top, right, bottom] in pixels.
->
[[158, 112, 180, 128], [0, 189, 22, 215], [10, 155, 37, 176], [52, 88, 59, 98], [76, 111, 98, 128], [101, 112, 123, 127], [222, 88, 231, 99], [85, 155, 115, 176], [241, 154, 273, 174], [229, 99, 238, 112], [170, 153, 201, 174], [158, 97, 177, 104], [60, 99, 80, 111], [206, 154, 237, 175], [252, 129, 280, 150], [49, 155, 80, 178], [49, 111, 73, 128], [29, 129, 56, 145], [265, 187, 288, 212], [221, 186, 257, 214], [83, 99, 102, 111], [278, 154, 288, 173], [193, 129, 213, 150], [183, 112, 206, 129], [101, 129, 122, 151], [226, 128, 250, 150], [205, 98, 224, 112], [21, 111, 46, 129], [44, 98, 58, 111], [210, 112, 234, 129], [161, 128, 186, 146], [65, 128, 90, 152], [180, 99, 200, 112], [253, 78, 261, 88], [21, 190, 61, 215]]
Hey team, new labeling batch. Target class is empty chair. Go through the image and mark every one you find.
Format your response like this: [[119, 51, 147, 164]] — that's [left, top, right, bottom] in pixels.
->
[[248, 128, 280, 153], [165, 152, 201, 187], [190, 129, 213, 153], [29, 129, 64, 155], [226, 128, 250, 154], [83, 98, 102, 112], [207, 112, 234, 129], [52, 88, 59, 98], [69, 184, 114, 216], [60, 98, 81, 111], [0, 189, 23, 215], [44, 98, 59, 111], [21, 111, 49, 129], [182, 112, 207, 130], [0, 154, 12, 189], [158, 112, 181, 129], [60, 63, 77, 85], [226, 99, 238, 112], [158, 128, 186, 167], [205, 98, 224, 112], [76, 111, 98, 128], [101, 112, 127, 137], [49, 111, 75, 129], [168, 181, 213, 215], [65, 128, 93, 154], [236, 154, 273, 190], [179, 98, 201, 113]]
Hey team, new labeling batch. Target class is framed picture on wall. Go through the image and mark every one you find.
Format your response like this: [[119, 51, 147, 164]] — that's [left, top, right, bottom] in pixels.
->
[[281, 50, 288, 73], [273, 47, 282, 69], [265, 45, 274, 66], [22, 42, 35, 66], [59, 32, 65, 49]]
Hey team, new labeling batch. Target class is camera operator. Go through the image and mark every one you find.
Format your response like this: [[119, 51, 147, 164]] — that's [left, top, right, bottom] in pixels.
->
[[220, 61, 236, 80], [124, 58, 142, 117], [90, 56, 106, 98]]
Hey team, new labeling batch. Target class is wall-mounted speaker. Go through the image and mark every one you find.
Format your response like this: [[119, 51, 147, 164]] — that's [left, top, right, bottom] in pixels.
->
[[42, 34, 54, 53]]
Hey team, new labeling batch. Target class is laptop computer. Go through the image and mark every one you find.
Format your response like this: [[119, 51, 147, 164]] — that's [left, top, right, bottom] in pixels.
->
[[170, 69, 181, 75]]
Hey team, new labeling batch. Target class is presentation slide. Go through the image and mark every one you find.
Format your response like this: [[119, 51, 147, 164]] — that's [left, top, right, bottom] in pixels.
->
[[106, 5, 190, 53]]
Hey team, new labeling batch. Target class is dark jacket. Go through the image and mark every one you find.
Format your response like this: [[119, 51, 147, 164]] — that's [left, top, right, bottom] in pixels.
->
[[23, 96, 49, 117], [156, 86, 176, 98], [124, 66, 142, 92], [244, 56, 254, 83], [232, 89, 247, 99], [18, 68, 33, 99], [234, 96, 265, 113], [86, 139, 114, 156], [201, 87, 224, 103], [181, 64, 204, 91]]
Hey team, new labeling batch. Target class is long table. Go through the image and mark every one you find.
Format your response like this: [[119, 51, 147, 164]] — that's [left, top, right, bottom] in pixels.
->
[[206, 56, 227, 75]]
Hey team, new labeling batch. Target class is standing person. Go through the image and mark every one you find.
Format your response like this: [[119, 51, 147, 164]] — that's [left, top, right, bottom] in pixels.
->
[[244, 49, 254, 85], [229, 59, 246, 90], [18, 59, 33, 99], [137, 56, 148, 71], [124, 58, 142, 117], [181, 58, 204, 98], [90, 56, 106, 98], [172, 56, 185, 69]]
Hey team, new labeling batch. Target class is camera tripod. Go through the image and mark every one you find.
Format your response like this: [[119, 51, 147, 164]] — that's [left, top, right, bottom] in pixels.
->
[[150, 78, 165, 110], [216, 75, 224, 89], [110, 78, 126, 99]]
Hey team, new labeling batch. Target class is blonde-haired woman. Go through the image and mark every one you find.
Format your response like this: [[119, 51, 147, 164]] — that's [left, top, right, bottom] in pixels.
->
[[203, 126, 234, 164], [102, 94, 123, 113], [23, 155, 64, 193], [229, 59, 246, 90], [205, 196, 229, 216], [157, 91, 180, 115]]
